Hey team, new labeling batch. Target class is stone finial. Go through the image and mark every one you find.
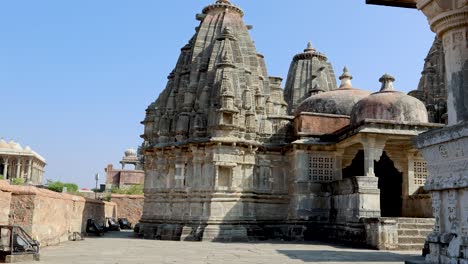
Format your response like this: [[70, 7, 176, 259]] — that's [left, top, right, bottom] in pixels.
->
[[338, 66, 353, 89], [216, 0, 232, 5], [379, 73, 396, 92], [304, 42, 316, 53]]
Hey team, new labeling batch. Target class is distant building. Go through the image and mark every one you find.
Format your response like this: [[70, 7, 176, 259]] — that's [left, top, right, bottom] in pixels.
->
[[0, 139, 46, 185], [105, 148, 144, 190]]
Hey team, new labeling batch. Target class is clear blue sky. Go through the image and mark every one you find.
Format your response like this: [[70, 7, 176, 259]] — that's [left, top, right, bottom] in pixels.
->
[[0, 0, 435, 188]]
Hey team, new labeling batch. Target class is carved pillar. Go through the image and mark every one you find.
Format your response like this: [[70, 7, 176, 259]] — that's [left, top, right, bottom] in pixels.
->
[[361, 135, 386, 177], [191, 147, 204, 189], [417, 0, 468, 125]]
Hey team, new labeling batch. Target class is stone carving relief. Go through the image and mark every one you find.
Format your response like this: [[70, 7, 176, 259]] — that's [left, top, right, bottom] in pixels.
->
[[422, 136, 468, 190], [432, 191, 441, 233], [447, 190, 459, 233]]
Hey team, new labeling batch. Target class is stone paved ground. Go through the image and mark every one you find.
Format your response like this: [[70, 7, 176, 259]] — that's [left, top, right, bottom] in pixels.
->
[[23, 231, 425, 264]]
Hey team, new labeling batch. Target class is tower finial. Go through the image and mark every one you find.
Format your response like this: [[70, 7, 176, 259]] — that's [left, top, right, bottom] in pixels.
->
[[216, 0, 231, 4], [339, 66, 353, 89], [304, 41, 315, 53], [379, 73, 396, 92]]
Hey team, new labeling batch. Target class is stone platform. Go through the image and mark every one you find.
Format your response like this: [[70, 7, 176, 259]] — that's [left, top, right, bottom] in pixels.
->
[[19, 231, 425, 264]]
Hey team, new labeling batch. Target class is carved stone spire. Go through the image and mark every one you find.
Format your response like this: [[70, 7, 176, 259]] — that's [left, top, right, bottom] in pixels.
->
[[143, 0, 287, 144], [284, 42, 337, 114]]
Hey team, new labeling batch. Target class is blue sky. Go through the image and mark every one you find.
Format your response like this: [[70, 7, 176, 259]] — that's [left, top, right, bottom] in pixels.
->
[[0, 0, 435, 188]]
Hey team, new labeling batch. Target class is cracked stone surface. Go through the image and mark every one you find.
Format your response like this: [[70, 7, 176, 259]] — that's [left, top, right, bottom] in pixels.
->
[[22, 231, 425, 264]]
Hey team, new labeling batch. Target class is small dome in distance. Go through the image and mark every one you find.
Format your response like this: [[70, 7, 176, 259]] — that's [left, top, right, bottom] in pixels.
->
[[294, 67, 371, 116], [125, 148, 137, 157]]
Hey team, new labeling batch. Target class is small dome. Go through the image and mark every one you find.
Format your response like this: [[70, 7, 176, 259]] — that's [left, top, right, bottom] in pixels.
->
[[350, 74, 429, 125], [9, 141, 23, 151], [124, 148, 137, 157], [294, 67, 371, 116], [0, 139, 9, 149]]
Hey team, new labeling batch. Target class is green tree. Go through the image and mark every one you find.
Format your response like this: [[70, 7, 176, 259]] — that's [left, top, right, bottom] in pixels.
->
[[63, 183, 78, 193]]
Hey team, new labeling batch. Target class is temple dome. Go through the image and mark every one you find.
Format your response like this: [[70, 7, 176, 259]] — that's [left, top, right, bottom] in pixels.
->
[[294, 67, 371, 116], [350, 74, 429, 125]]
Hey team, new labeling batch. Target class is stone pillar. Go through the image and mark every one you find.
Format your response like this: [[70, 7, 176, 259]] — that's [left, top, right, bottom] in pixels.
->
[[2, 158, 8, 179], [361, 135, 386, 177], [417, 0, 468, 125], [27, 159, 32, 182], [16, 159, 22, 179], [414, 1, 468, 263], [334, 148, 344, 181]]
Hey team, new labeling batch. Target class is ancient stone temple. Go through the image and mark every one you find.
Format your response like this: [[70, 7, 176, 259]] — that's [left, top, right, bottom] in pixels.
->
[[140, 0, 442, 248], [409, 38, 447, 124]]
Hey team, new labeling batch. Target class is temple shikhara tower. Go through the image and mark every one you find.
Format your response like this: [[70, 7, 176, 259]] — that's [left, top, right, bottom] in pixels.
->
[[139, 0, 445, 248]]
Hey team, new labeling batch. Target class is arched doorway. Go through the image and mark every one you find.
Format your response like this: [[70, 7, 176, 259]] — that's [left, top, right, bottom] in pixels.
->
[[375, 152, 402, 217], [342, 150, 403, 217]]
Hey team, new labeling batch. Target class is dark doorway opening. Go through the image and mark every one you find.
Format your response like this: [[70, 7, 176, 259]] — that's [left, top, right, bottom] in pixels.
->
[[342, 150, 403, 217], [375, 152, 402, 217], [0, 164, 4, 178]]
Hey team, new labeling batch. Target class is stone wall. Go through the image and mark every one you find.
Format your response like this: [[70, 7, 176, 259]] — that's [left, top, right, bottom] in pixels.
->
[[402, 194, 433, 218], [110, 194, 144, 225], [0, 181, 117, 246]]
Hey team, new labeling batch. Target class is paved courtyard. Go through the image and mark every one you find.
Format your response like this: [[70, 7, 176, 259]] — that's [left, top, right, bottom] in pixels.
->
[[23, 231, 425, 264]]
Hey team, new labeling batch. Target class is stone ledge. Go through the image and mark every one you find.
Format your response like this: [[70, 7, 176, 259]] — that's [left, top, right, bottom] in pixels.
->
[[3, 253, 40, 263]]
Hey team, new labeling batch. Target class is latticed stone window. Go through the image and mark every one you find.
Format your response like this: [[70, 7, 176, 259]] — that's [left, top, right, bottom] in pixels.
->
[[413, 160, 428, 185], [308, 154, 334, 182]]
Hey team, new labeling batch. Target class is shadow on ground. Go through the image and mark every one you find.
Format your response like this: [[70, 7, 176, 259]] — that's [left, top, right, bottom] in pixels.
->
[[277, 250, 424, 262]]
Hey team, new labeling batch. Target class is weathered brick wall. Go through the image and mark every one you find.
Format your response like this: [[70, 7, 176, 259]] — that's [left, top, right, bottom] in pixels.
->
[[110, 194, 144, 226], [0, 181, 117, 246]]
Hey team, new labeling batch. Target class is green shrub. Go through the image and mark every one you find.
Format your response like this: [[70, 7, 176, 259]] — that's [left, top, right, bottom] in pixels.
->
[[11, 178, 25, 185], [47, 180, 79, 193], [110, 185, 144, 195], [47, 181, 64, 192], [0, 174, 4, 180]]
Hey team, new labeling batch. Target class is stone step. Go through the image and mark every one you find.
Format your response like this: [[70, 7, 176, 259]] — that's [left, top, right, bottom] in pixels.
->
[[398, 229, 433, 236], [399, 236, 427, 244], [398, 223, 435, 230], [397, 218, 435, 224], [398, 243, 425, 251]]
